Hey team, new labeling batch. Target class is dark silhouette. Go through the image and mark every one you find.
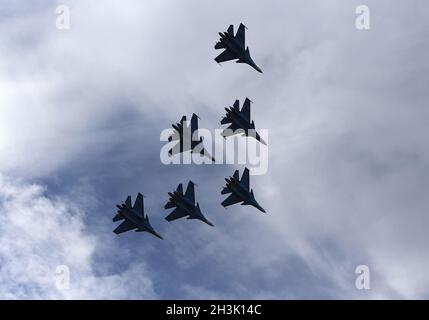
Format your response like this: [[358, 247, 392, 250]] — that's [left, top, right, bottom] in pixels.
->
[[221, 97, 266, 145], [113, 193, 163, 239], [221, 168, 266, 213], [215, 23, 262, 73], [164, 181, 214, 227]]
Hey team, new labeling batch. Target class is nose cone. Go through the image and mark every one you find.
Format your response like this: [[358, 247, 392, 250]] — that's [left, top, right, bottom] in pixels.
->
[[251, 63, 263, 73], [146, 226, 163, 239], [152, 231, 164, 240], [204, 219, 215, 227], [252, 200, 266, 213]]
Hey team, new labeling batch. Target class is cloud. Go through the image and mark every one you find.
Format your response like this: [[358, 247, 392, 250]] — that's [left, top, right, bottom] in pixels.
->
[[0, 0, 428, 299], [0, 174, 156, 299]]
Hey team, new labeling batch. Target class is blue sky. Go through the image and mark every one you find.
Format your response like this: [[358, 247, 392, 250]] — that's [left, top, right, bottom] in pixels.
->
[[0, 0, 428, 299]]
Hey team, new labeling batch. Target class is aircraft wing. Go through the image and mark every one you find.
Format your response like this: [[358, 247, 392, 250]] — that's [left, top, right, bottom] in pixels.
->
[[240, 168, 250, 190], [241, 98, 251, 122], [222, 193, 242, 207], [215, 50, 237, 63], [165, 208, 188, 222], [185, 181, 195, 203], [235, 24, 246, 47], [114, 219, 137, 234]]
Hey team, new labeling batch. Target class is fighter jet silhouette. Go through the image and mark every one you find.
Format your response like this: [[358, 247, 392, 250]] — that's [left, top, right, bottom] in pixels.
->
[[113, 193, 163, 239], [215, 23, 262, 73], [168, 113, 215, 162], [164, 181, 214, 227], [221, 98, 267, 145], [221, 168, 266, 213]]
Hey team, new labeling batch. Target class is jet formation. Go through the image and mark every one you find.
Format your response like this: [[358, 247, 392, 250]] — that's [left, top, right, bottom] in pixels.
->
[[112, 23, 268, 239], [215, 23, 262, 73]]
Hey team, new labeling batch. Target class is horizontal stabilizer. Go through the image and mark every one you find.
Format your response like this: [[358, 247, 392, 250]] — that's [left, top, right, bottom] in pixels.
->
[[164, 200, 176, 209], [221, 186, 231, 195], [215, 41, 226, 49], [112, 213, 124, 222], [221, 114, 232, 125]]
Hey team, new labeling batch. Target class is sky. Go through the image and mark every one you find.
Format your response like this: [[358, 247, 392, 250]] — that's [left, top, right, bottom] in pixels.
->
[[0, 0, 428, 299]]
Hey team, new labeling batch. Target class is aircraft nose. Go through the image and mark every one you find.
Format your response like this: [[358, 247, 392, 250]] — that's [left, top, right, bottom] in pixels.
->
[[253, 201, 266, 213], [151, 230, 164, 239], [249, 60, 263, 73], [253, 65, 263, 73], [257, 205, 266, 213]]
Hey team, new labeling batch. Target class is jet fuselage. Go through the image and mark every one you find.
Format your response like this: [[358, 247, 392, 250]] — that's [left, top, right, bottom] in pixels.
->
[[117, 205, 142, 229], [117, 204, 163, 238], [225, 177, 266, 213], [219, 33, 248, 62], [225, 108, 254, 131], [226, 178, 252, 204], [218, 32, 262, 73], [168, 191, 213, 226], [169, 192, 196, 215]]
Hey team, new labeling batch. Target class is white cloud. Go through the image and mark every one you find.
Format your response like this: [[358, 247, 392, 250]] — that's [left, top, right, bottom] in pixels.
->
[[0, 174, 157, 299], [0, 0, 428, 299]]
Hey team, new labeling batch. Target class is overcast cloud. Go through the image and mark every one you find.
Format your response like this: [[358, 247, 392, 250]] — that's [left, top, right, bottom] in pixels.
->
[[0, 0, 428, 299]]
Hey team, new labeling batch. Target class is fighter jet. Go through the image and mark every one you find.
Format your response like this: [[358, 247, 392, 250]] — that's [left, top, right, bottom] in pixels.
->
[[164, 181, 214, 227], [215, 23, 262, 73], [168, 113, 215, 162], [221, 98, 267, 145], [221, 167, 266, 213], [113, 193, 163, 239]]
